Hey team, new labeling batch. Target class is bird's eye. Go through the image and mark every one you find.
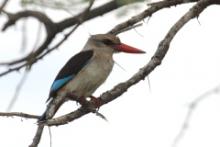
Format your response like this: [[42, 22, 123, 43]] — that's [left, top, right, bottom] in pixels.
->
[[103, 39, 113, 45]]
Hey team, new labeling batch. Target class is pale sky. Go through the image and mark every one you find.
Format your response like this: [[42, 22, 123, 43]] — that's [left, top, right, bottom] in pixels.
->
[[0, 1, 220, 147]]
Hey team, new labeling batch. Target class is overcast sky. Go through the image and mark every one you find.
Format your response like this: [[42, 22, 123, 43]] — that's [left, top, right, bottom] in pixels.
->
[[0, 1, 220, 147]]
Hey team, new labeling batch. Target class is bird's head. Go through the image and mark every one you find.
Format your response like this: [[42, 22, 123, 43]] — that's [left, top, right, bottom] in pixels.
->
[[83, 34, 145, 54]]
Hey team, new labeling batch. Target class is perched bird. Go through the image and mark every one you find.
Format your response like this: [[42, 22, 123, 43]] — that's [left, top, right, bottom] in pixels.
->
[[39, 34, 145, 121]]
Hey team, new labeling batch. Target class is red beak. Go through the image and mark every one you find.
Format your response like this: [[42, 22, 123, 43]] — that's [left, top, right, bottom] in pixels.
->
[[114, 43, 145, 54]]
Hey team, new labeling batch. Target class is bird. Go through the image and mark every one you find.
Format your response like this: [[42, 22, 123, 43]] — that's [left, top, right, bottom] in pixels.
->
[[39, 34, 145, 122]]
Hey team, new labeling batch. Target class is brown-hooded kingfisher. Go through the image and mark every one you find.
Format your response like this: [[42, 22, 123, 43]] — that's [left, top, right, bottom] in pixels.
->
[[39, 34, 145, 121]]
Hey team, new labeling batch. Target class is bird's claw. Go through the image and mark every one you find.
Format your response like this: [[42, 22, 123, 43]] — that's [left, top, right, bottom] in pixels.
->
[[89, 96, 101, 109]]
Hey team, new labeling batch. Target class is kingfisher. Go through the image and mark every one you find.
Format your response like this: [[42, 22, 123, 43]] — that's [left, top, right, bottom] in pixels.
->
[[39, 34, 145, 121]]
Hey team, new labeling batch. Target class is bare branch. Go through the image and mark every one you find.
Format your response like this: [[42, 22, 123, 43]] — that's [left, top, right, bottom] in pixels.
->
[[0, 112, 39, 119], [0, 0, 9, 14], [6, 68, 30, 111], [1, 0, 198, 78], [0, 0, 125, 77], [114, 23, 143, 34], [0, 0, 124, 68], [2, 10, 56, 33], [109, 0, 197, 35], [1, 10, 57, 67], [0, 62, 27, 77], [172, 84, 220, 147], [0, 23, 79, 78], [29, 125, 44, 147], [20, 18, 28, 52], [56, 0, 125, 32]]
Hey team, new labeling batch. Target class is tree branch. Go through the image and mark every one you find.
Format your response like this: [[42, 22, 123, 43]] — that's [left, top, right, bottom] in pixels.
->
[[1, 10, 57, 67], [0, 0, 9, 14], [172, 84, 220, 147], [0, 0, 129, 78], [109, 0, 198, 35], [56, 0, 123, 32], [0, 0, 202, 77], [29, 125, 44, 147], [0, 112, 39, 119]]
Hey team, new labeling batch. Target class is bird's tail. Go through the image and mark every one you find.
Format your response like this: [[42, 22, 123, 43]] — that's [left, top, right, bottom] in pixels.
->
[[38, 110, 47, 122], [38, 96, 66, 122]]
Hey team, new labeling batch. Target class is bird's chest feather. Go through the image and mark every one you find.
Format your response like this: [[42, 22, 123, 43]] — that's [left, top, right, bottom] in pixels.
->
[[61, 53, 114, 97], [87, 55, 114, 80]]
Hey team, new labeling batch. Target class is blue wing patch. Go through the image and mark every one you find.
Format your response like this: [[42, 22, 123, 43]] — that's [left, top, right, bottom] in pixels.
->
[[50, 75, 73, 92], [48, 50, 93, 100]]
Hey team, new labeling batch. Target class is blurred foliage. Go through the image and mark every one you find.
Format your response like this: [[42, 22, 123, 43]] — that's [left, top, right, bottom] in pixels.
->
[[21, 0, 85, 9], [20, 0, 147, 12]]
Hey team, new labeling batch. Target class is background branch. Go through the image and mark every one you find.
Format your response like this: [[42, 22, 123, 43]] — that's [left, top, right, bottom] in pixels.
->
[[0, 0, 131, 78], [172, 84, 220, 147], [109, 0, 198, 35], [0, 112, 39, 119], [0, 0, 9, 14], [6, 68, 30, 111]]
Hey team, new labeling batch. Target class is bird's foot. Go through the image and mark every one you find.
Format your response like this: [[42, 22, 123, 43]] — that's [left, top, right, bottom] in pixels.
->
[[67, 93, 106, 120], [88, 96, 101, 109], [87, 96, 107, 121], [66, 92, 101, 110]]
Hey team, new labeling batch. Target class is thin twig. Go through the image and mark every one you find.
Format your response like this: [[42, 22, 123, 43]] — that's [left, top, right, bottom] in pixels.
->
[[36, 23, 81, 64], [109, 0, 198, 35], [0, 0, 100, 78], [114, 23, 143, 34], [147, 76, 151, 92], [0, 112, 39, 119], [6, 68, 30, 111], [20, 18, 28, 52], [172, 84, 220, 147], [32, 22, 43, 52], [0, 0, 122, 68], [0, 62, 27, 77], [48, 127, 52, 147], [0, 0, 9, 14], [0, 0, 199, 78]]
